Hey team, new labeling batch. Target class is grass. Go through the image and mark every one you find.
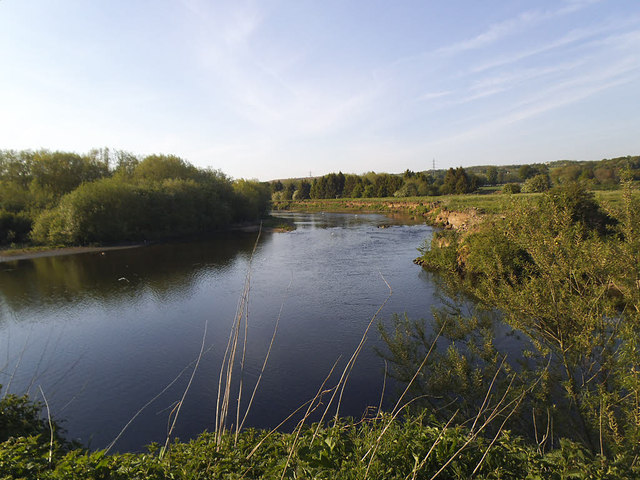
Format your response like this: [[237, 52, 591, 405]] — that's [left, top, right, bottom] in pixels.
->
[[273, 193, 536, 217], [273, 189, 637, 220]]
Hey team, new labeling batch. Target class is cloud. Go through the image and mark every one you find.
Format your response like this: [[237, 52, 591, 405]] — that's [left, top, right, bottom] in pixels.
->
[[470, 15, 640, 74], [416, 91, 452, 102], [429, 56, 640, 149]]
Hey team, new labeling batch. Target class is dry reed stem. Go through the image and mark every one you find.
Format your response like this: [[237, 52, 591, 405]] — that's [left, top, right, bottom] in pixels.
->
[[245, 396, 318, 461], [26, 327, 56, 395], [280, 357, 343, 479], [239, 276, 291, 432], [218, 301, 242, 440], [162, 319, 208, 458], [105, 359, 196, 454], [334, 273, 393, 421], [5, 327, 31, 397], [472, 390, 525, 476], [407, 410, 459, 480], [216, 226, 261, 445], [391, 319, 448, 417], [377, 359, 388, 420], [360, 319, 448, 465], [38, 385, 54, 464], [308, 272, 392, 445], [427, 380, 518, 480], [532, 407, 552, 453], [362, 395, 433, 478], [470, 355, 508, 432], [432, 360, 551, 479], [235, 271, 252, 443]]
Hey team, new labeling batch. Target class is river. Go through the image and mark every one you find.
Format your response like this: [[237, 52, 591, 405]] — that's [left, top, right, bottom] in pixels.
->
[[0, 212, 442, 452]]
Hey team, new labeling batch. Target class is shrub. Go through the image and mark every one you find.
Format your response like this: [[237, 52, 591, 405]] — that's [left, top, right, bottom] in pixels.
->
[[501, 183, 521, 194]]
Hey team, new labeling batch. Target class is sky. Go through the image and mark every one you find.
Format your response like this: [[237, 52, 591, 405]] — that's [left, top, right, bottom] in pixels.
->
[[1, 0, 639, 180]]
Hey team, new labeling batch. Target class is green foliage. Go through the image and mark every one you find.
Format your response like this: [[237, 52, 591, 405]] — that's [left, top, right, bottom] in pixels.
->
[[502, 183, 521, 194], [131, 154, 198, 183], [1, 388, 51, 442], [3, 386, 640, 478], [409, 181, 640, 460], [30, 172, 243, 244], [522, 173, 551, 193], [232, 179, 271, 221], [0, 210, 32, 245], [486, 166, 498, 185], [441, 167, 479, 194], [547, 182, 616, 235], [0, 150, 273, 247]]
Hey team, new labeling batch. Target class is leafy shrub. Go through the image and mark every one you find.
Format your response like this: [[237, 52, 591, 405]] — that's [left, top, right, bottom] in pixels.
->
[[501, 183, 521, 194], [522, 173, 551, 192], [408, 181, 640, 460]]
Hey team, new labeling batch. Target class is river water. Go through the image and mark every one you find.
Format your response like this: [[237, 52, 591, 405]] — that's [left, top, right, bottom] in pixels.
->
[[0, 212, 442, 452]]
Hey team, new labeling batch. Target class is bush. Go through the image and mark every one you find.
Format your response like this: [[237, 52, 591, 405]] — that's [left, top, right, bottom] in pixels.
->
[[409, 181, 640, 459], [29, 172, 268, 244], [501, 183, 521, 194], [522, 173, 551, 193]]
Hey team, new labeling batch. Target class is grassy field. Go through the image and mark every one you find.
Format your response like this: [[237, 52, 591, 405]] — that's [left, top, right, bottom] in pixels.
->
[[273, 189, 636, 219], [272, 192, 538, 216]]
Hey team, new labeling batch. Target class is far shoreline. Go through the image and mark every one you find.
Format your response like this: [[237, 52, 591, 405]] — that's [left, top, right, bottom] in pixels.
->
[[0, 244, 142, 263], [0, 218, 295, 263]]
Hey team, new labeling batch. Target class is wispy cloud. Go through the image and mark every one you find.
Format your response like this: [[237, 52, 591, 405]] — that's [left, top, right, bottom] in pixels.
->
[[396, 0, 602, 67], [416, 90, 452, 102], [429, 55, 640, 148], [470, 14, 640, 74]]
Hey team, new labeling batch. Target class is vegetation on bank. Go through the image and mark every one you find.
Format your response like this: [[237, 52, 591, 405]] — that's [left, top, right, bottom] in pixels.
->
[[2, 148, 638, 248], [376, 178, 640, 475], [2, 388, 637, 479], [3, 149, 640, 477], [270, 155, 640, 201], [272, 193, 529, 217], [0, 149, 270, 247]]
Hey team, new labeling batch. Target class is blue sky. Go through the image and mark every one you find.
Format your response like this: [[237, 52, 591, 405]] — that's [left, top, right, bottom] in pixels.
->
[[1, 0, 639, 180]]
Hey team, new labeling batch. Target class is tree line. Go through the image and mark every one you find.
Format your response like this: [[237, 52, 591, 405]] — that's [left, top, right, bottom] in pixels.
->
[[271, 167, 481, 201], [0, 149, 270, 246], [271, 155, 639, 201]]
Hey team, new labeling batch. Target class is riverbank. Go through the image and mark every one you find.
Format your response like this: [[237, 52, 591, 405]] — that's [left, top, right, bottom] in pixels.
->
[[0, 244, 142, 262], [0, 216, 296, 263], [272, 196, 493, 231]]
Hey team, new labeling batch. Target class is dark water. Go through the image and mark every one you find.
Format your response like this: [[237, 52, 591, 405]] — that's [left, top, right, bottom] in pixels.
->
[[0, 212, 441, 452]]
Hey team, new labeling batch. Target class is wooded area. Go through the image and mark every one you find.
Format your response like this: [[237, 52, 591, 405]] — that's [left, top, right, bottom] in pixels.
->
[[0, 149, 270, 246]]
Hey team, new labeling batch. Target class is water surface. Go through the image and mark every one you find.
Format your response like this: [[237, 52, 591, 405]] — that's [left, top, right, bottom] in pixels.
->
[[0, 212, 440, 451]]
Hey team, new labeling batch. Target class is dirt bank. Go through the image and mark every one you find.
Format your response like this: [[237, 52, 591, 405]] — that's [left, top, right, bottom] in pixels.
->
[[273, 198, 485, 231], [0, 244, 141, 263]]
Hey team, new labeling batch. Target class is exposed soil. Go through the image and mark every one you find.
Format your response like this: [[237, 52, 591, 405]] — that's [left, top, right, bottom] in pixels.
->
[[0, 244, 141, 262]]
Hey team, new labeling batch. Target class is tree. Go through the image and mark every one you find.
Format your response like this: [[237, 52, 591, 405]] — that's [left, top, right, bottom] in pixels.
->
[[502, 183, 521, 194], [297, 180, 311, 200], [132, 154, 197, 183], [518, 164, 535, 181], [486, 166, 498, 185], [441, 167, 477, 194], [522, 173, 551, 193]]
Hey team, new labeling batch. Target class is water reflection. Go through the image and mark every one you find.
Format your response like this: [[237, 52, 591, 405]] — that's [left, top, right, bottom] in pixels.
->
[[0, 213, 439, 452], [0, 232, 263, 315]]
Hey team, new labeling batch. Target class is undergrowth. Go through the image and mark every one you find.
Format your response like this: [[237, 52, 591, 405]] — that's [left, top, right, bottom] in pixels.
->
[[2, 394, 636, 480]]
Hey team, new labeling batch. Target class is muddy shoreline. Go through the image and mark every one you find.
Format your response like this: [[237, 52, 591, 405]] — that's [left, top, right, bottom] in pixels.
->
[[0, 222, 292, 263]]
